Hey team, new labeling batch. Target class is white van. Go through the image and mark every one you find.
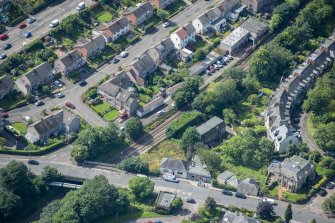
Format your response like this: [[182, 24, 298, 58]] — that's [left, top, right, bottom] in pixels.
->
[[77, 2, 85, 11], [163, 174, 179, 183], [50, 19, 59, 28]]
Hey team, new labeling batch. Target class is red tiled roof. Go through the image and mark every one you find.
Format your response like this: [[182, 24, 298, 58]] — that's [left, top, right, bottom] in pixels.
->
[[176, 28, 188, 40]]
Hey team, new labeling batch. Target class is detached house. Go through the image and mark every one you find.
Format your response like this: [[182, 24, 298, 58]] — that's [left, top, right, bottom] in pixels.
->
[[97, 71, 138, 115], [54, 50, 85, 76], [98, 17, 130, 42], [147, 38, 175, 64], [196, 116, 225, 144], [170, 24, 196, 50], [0, 75, 13, 100], [267, 156, 316, 192], [123, 1, 154, 26], [25, 110, 80, 144], [150, 0, 175, 9], [125, 53, 157, 87], [74, 34, 106, 60], [15, 62, 54, 95]]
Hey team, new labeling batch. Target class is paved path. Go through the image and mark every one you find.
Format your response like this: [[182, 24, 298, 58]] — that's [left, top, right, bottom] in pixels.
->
[[299, 112, 322, 153]]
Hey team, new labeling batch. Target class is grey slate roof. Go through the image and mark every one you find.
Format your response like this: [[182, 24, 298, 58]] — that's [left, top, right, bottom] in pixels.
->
[[239, 18, 268, 38], [156, 191, 176, 210], [60, 50, 83, 67], [32, 110, 64, 134], [160, 157, 188, 173], [237, 178, 259, 195], [196, 116, 224, 136], [98, 81, 120, 97], [24, 62, 53, 82], [222, 210, 260, 223], [183, 23, 196, 35], [125, 1, 153, 18], [102, 17, 129, 35], [129, 53, 156, 77], [217, 170, 233, 182], [75, 34, 106, 51], [188, 155, 211, 178], [137, 95, 164, 113]]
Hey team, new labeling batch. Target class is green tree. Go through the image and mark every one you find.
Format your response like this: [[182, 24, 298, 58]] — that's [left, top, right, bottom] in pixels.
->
[[222, 108, 236, 125], [0, 137, 5, 148], [128, 176, 154, 200], [198, 149, 221, 173], [311, 219, 317, 223], [256, 201, 274, 219], [157, 9, 169, 21], [125, 117, 143, 140], [181, 127, 201, 159], [322, 193, 335, 215], [204, 197, 216, 214], [41, 166, 61, 183], [224, 67, 246, 83], [171, 197, 183, 212], [119, 157, 149, 174], [314, 122, 335, 152], [42, 85, 51, 95], [0, 187, 22, 218], [71, 144, 89, 163], [285, 204, 292, 223]]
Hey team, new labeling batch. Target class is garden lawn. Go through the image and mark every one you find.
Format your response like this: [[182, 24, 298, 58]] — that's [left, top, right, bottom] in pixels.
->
[[93, 101, 111, 114], [103, 110, 120, 122], [306, 116, 316, 140], [139, 93, 151, 103], [96, 11, 113, 23], [141, 140, 186, 170], [12, 122, 27, 134]]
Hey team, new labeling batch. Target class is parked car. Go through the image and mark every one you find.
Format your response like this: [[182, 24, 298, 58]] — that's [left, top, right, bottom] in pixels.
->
[[54, 80, 63, 88], [28, 159, 39, 165], [24, 32, 32, 38], [136, 174, 148, 178], [235, 192, 247, 199], [263, 198, 277, 205], [120, 51, 128, 58], [319, 188, 327, 196], [162, 22, 170, 28], [227, 54, 233, 60], [77, 2, 85, 10], [213, 64, 219, 70], [0, 34, 8, 40], [186, 198, 196, 203], [50, 19, 59, 28], [222, 189, 233, 196], [2, 112, 9, 118], [208, 65, 215, 73], [216, 61, 223, 68], [34, 100, 44, 106], [156, 110, 165, 116], [66, 101, 75, 109], [79, 80, 87, 86], [19, 22, 27, 29], [111, 57, 120, 64], [3, 43, 11, 50], [326, 182, 334, 189], [27, 17, 36, 24], [22, 116, 31, 122], [163, 174, 179, 183], [56, 92, 65, 98], [0, 53, 6, 60]]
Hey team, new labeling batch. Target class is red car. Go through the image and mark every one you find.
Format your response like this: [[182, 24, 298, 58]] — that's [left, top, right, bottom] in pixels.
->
[[19, 23, 27, 29], [208, 65, 215, 73], [65, 102, 75, 109], [0, 34, 8, 40], [2, 112, 9, 118]]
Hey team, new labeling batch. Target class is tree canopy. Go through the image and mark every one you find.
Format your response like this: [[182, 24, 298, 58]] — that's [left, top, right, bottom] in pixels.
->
[[125, 117, 144, 140], [322, 192, 335, 215], [128, 177, 154, 200], [119, 157, 149, 174]]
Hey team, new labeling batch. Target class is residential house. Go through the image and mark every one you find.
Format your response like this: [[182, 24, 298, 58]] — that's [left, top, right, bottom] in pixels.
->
[[150, 0, 176, 9], [239, 18, 268, 42], [170, 24, 196, 50], [220, 27, 250, 55], [155, 191, 176, 213], [267, 156, 316, 192], [74, 34, 106, 59], [122, 1, 154, 26], [196, 116, 225, 144], [160, 157, 189, 179], [147, 38, 175, 65], [0, 75, 13, 100], [192, 7, 223, 34], [125, 53, 157, 87], [98, 17, 130, 42], [237, 178, 259, 196], [222, 210, 261, 223], [217, 170, 241, 188], [188, 155, 211, 182], [15, 62, 54, 96], [54, 50, 85, 76], [166, 82, 182, 97], [241, 0, 272, 13], [136, 95, 164, 117], [98, 71, 138, 115], [25, 110, 80, 143], [270, 124, 300, 153], [218, 0, 239, 17]]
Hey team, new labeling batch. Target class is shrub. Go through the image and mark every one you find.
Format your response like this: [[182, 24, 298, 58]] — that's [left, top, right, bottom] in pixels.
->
[[166, 111, 202, 138]]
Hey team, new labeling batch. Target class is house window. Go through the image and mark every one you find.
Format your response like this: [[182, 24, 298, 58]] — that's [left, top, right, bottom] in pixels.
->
[[177, 171, 183, 175]]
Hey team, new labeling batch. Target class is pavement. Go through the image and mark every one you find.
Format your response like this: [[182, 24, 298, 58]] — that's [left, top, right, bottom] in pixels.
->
[[0, 0, 94, 59], [0, 155, 333, 223], [299, 112, 322, 153]]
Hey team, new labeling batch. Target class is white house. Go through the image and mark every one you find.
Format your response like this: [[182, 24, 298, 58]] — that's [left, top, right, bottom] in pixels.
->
[[192, 8, 221, 34], [170, 24, 196, 50]]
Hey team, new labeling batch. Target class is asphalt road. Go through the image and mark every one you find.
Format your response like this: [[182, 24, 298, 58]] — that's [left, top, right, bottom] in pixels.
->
[[0, 0, 94, 58], [0, 156, 333, 223]]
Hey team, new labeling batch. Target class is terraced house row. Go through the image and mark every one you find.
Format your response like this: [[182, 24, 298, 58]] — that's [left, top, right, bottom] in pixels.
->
[[264, 32, 335, 153]]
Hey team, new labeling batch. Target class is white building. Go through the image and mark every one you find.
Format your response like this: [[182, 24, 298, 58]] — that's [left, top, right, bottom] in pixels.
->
[[170, 24, 196, 50]]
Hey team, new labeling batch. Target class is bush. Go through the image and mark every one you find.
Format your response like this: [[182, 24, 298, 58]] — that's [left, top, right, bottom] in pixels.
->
[[166, 111, 202, 138], [119, 157, 149, 174], [313, 176, 328, 190], [171, 197, 183, 213]]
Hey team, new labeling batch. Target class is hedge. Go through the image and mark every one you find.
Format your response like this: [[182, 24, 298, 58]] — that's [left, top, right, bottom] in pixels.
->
[[0, 141, 65, 156], [166, 111, 202, 138]]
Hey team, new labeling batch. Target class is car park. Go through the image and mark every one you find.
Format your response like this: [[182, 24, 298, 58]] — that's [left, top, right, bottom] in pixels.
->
[[111, 57, 120, 64], [120, 51, 128, 58], [163, 174, 179, 183], [27, 17, 36, 24], [54, 80, 63, 88], [34, 100, 44, 106], [0, 34, 8, 40], [156, 110, 165, 116], [162, 22, 170, 28], [77, 2, 85, 10], [222, 189, 233, 196], [56, 93, 65, 98], [186, 198, 196, 203], [50, 19, 59, 28], [0, 53, 6, 60], [66, 101, 75, 109], [28, 159, 39, 165], [24, 32, 32, 38], [3, 43, 11, 50], [19, 22, 27, 29], [79, 80, 87, 86], [235, 192, 247, 199]]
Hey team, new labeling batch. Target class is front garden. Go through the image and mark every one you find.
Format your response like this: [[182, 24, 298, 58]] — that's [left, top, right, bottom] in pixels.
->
[[90, 101, 120, 122]]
